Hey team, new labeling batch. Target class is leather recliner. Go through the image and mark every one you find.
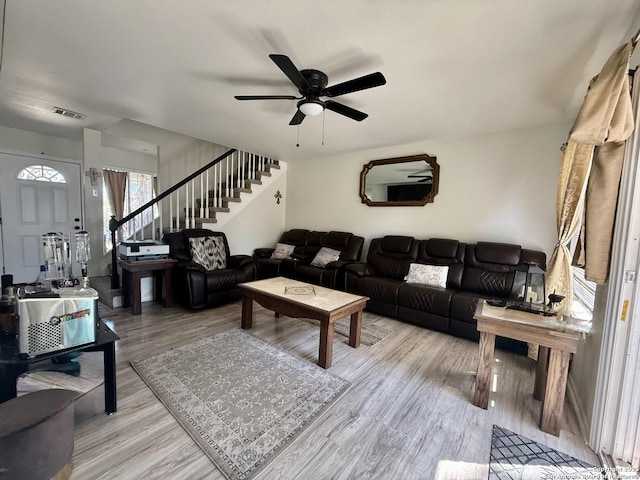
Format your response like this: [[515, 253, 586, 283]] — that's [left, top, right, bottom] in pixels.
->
[[163, 229, 255, 309]]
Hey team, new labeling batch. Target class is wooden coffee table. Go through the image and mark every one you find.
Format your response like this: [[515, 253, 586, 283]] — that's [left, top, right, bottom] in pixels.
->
[[239, 277, 368, 368]]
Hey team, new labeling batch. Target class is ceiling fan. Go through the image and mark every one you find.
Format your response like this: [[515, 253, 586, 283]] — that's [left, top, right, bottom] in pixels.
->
[[234, 54, 386, 125], [407, 175, 433, 183], [407, 170, 433, 183]]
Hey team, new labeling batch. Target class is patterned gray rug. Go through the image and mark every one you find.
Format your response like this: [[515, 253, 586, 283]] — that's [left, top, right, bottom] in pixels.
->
[[300, 314, 394, 347], [489, 425, 600, 479], [131, 329, 350, 480]]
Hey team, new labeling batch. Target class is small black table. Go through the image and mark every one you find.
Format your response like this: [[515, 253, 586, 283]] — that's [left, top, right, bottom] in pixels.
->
[[0, 319, 119, 414]]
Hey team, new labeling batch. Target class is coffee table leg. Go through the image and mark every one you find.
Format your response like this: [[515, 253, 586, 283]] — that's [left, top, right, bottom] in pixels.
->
[[349, 310, 362, 348], [241, 296, 253, 329], [318, 319, 334, 369], [473, 331, 495, 409]]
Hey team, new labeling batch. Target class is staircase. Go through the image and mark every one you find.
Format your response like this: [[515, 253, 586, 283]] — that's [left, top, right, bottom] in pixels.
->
[[177, 159, 280, 229], [108, 147, 282, 289]]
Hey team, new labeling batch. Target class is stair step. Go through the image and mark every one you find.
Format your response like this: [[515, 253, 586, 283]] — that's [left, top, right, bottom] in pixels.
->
[[246, 179, 263, 186], [223, 197, 241, 203]]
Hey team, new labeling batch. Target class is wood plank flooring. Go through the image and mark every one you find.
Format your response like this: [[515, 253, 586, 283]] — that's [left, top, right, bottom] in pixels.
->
[[69, 300, 599, 479]]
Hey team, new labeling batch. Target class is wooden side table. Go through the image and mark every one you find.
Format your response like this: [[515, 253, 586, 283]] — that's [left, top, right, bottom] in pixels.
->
[[119, 258, 177, 315], [472, 301, 581, 436]]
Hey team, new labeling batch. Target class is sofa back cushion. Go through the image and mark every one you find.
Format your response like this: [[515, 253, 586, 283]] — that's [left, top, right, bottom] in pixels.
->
[[416, 238, 466, 289], [322, 231, 365, 262], [367, 236, 419, 279], [299, 231, 327, 258], [162, 228, 231, 264], [162, 231, 190, 261], [278, 229, 310, 256], [461, 242, 546, 298]]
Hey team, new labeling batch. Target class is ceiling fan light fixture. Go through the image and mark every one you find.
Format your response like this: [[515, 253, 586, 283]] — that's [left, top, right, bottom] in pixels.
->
[[298, 99, 324, 116]]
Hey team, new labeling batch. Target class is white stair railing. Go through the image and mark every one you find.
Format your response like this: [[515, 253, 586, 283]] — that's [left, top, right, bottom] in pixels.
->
[[160, 149, 275, 232]]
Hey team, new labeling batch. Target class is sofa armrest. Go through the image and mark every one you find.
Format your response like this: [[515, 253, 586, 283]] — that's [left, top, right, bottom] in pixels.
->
[[229, 254, 256, 280], [290, 252, 314, 263], [345, 262, 376, 277], [180, 261, 206, 272], [253, 248, 274, 259], [229, 254, 254, 269], [324, 259, 350, 270]]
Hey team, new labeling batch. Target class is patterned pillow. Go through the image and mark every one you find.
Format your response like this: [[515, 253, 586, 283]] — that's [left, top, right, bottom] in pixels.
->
[[310, 247, 341, 268], [271, 243, 295, 259], [189, 236, 227, 271], [404, 263, 449, 288]]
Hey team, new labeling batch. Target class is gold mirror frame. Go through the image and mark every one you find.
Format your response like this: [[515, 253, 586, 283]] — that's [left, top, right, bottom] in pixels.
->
[[359, 154, 439, 206]]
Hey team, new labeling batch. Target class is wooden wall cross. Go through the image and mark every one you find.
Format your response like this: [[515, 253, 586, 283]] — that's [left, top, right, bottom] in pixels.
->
[[86, 167, 102, 186]]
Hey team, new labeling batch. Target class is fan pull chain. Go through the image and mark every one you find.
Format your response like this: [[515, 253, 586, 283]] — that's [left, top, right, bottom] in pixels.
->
[[296, 124, 300, 148], [322, 110, 325, 146]]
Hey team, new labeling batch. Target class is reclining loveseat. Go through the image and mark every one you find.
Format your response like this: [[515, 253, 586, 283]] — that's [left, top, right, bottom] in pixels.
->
[[254, 229, 364, 290]]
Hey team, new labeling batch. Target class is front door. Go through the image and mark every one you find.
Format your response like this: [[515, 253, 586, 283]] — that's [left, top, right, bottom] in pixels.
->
[[0, 152, 83, 283]]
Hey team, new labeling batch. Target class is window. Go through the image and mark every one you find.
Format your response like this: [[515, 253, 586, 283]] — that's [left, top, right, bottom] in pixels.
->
[[17, 165, 66, 183], [569, 230, 596, 320], [103, 170, 158, 252]]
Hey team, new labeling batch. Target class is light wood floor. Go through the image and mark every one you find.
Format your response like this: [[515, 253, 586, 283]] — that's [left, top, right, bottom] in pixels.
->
[[70, 300, 600, 480]]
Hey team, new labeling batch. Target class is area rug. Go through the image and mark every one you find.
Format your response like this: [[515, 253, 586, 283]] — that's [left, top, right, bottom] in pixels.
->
[[131, 329, 350, 480], [300, 314, 394, 347], [489, 425, 599, 479]]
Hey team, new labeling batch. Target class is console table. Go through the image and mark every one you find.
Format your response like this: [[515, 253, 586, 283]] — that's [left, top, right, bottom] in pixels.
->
[[119, 258, 176, 315], [472, 301, 581, 436], [0, 319, 119, 414]]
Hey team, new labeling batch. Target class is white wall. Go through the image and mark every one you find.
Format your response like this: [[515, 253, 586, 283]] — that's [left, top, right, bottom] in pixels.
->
[[222, 170, 287, 256], [0, 125, 82, 160], [285, 122, 569, 259], [102, 145, 157, 173]]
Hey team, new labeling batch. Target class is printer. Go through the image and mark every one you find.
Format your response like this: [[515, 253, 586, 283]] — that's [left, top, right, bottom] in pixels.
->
[[118, 240, 169, 261]]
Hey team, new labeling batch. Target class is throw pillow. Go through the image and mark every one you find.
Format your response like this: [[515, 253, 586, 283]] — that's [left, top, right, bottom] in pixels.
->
[[310, 247, 341, 268], [189, 236, 227, 270], [404, 263, 449, 288], [271, 243, 295, 259]]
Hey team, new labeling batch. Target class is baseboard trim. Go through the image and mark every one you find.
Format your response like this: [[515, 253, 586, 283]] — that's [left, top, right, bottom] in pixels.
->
[[567, 375, 590, 444]]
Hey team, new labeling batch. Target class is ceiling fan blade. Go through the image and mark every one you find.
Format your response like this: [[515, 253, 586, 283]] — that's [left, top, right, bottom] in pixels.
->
[[325, 100, 368, 121], [289, 110, 306, 125], [407, 175, 433, 179], [269, 54, 310, 91], [235, 95, 298, 100], [324, 72, 386, 97]]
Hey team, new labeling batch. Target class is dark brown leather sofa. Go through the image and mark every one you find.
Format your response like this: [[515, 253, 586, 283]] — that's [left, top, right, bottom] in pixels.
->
[[254, 229, 364, 290], [162, 228, 255, 309], [345, 236, 546, 352]]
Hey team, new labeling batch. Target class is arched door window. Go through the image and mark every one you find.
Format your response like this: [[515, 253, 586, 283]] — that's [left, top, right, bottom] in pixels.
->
[[17, 165, 66, 183]]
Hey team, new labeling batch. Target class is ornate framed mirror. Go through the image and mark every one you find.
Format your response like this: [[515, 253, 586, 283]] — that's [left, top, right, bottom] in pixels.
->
[[359, 154, 439, 206]]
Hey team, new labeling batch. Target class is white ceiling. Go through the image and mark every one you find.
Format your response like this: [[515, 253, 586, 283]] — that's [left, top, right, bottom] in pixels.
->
[[0, 1, 639, 161]]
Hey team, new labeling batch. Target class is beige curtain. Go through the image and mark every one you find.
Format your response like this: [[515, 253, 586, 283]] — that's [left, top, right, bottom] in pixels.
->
[[103, 169, 127, 241], [546, 41, 635, 308], [546, 143, 593, 311]]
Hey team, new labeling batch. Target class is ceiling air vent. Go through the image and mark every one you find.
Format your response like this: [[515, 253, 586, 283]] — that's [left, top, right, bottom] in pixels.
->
[[52, 107, 87, 120]]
